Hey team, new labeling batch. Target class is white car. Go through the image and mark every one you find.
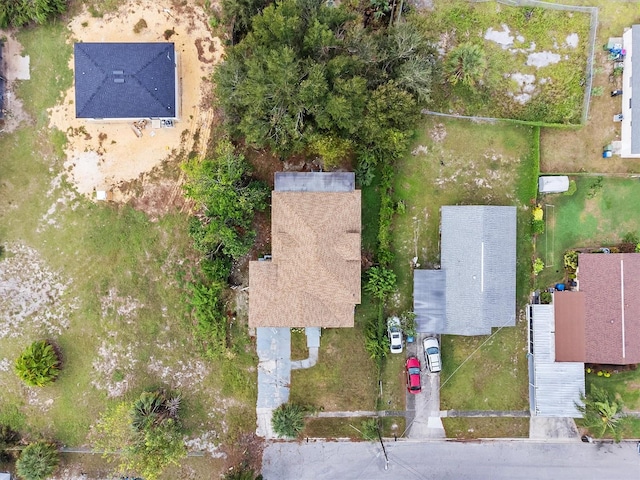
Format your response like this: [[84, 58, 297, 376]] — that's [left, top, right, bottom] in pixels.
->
[[387, 317, 403, 354], [423, 337, 442, 373]]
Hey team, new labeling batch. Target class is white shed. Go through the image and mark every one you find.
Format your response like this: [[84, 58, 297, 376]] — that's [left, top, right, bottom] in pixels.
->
[[0, 473, 11, 480], [538, 176, 570, 194]]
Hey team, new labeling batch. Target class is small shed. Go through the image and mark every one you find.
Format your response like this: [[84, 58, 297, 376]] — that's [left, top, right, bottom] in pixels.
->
[[0, 472, 11, 480], [538, 176, 570, 194]]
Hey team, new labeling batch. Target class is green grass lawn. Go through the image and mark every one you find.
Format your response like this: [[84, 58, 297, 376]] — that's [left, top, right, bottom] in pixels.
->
[[586, 369, 640, 412], [390, 117, 537, 416], [302, 416, 406, 439], [535, 176, 640, 289], [0, 19, 254, 466], [289, 295, 379, 411], [442, 417, 530, 439]]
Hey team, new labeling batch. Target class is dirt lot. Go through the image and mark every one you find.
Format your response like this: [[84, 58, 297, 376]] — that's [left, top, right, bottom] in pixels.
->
[[48, 0, 222, 203]]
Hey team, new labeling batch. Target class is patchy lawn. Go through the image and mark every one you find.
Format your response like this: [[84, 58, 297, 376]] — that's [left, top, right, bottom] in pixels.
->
[[390, 116, 536, 416], [442, 417, 530, 439], [535, 176, 640, 288], [0, 4, 255, 476], [420, 0, 591, 124], [586, 368, 640, 412]]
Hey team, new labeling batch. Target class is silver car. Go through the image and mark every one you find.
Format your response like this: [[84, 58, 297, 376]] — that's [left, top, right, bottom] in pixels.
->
[[387, 316, 403, 354], [423, 337, 441, 373]]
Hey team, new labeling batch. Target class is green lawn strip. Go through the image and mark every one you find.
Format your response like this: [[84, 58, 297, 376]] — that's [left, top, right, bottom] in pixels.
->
[[586, 369, 640, 412], [291, 330, 308, 361], [302, 416, 406, 439], [442, 417, 529, 439], [361, 172, 382, 256], [535, 177, 640, 289], [391, 117, 535, 413]]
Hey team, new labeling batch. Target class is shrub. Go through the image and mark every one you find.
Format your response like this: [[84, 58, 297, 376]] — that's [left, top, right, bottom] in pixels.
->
[[271, 403, 306, 438], [563, 250, 578, 271], [539, 291, 552, 304], [0, 424, 19, 463], [15, 340, 61, 387], [531, 219, 545, 235], [133, 18, 147, 33], [16, 442, 59, 480], [532, 205, 543, 221], [364, 266, 397, 301], [533, 258, 544, 276]]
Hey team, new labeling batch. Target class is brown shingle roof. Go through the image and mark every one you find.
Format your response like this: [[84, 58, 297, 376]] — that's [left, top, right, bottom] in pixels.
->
[[580, 253, 640, 365], [554, 291, 586, 362], [249, 190, 361, 328]]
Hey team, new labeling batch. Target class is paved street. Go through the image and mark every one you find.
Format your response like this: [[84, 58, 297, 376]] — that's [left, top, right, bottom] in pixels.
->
[[262, 439, 640, 480]]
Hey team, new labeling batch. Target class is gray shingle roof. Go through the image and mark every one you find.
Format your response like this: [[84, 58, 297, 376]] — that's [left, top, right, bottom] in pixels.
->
[[529, 304, 584, 417], [275, 172, 355, 192], [440, 205, 516, 335], [74, 43, 177, 119], [413, 269, 446, 334]]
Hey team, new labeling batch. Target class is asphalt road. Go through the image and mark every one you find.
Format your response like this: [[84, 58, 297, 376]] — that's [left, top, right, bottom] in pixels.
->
[[262, 439, 640, 480]]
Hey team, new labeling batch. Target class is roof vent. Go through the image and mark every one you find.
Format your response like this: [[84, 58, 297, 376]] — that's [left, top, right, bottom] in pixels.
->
[[114, 78, 125, 83], [112, 70, 124, 75]]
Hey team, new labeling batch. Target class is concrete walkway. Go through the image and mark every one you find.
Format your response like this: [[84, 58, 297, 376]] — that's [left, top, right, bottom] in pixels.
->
[[444, 410, 530, 417], [291, 327, 320, 370], [529, 416, 581, 440]]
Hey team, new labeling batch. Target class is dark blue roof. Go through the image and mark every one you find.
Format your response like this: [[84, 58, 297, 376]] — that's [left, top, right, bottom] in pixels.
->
[[74, 43, 176, 119]]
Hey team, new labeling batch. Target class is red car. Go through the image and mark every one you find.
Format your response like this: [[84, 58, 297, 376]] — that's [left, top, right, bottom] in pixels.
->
[[405, 356, 422, 394]]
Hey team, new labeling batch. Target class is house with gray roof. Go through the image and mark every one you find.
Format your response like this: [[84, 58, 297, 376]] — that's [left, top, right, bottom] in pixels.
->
[[74, 43, 178, 120], [413, 205, 516, 336]]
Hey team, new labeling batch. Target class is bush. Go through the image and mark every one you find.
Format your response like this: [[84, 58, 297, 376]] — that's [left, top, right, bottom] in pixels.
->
[[533, 258, 544, 276], [532, 205, 543, 221], [563, 250, 578, 271], [271, 403, 306, 439], [15, 340, 61, 387], [360, 418, 379, 441], [16, 442, 59, 480], [364, 266, 397, 301], [539, 291, 552, 304], [133, 18, 147, 34], [0, 0, 66, 28], [531, 219, 545, 235]]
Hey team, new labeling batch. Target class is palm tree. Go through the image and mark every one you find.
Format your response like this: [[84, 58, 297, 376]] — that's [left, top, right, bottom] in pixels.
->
[[577, 385, 627, 442], [14, 340, 61, 387], [445, 43, 487, 90], [16, 442, 59, 480]]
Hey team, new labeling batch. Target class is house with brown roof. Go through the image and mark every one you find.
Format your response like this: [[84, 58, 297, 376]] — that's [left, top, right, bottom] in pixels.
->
[[248, 172, 361, 328], [554, 253, 640, 365]]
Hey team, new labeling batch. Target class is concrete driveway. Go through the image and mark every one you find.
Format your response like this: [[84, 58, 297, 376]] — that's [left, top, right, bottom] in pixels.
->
[[406, 333, 445, 439]]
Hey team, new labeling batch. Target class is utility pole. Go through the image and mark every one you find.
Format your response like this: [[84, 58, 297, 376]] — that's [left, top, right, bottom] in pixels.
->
[[376, 424, 389, 470]]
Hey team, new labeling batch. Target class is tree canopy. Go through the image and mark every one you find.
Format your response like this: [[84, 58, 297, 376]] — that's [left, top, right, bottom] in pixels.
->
[[215, 0, 436, 163], [0, 0, 66, 28], [182, 140, 269, 260]]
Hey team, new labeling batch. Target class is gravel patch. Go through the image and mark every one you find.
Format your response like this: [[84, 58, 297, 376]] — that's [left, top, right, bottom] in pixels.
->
[[146, 357, 210, 392], [91, 339, 139, 397], [484, 25, 514, 48], [526, 51, 561, 68], [0, 243, 76, 338], [184, 431, 226, 457]]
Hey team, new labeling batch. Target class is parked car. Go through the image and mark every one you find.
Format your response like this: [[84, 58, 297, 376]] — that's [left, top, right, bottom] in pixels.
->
[[405, 356, 422, 394], [423, 337, 442, 373], [387, 316, 403, 354]]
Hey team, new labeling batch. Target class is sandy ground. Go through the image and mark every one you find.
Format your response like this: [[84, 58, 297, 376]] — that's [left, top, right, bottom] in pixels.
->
[[48, 0, 222, 200]]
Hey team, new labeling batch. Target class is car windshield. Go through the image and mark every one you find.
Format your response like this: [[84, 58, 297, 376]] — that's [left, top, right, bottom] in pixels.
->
[[408, 367, 420, 375], [427, 347, 439, 355]]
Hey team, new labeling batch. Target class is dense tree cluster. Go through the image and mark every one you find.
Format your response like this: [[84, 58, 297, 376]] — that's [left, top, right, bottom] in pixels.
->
[[0, 0, 66, 28], [215, 0, 436, 165]]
